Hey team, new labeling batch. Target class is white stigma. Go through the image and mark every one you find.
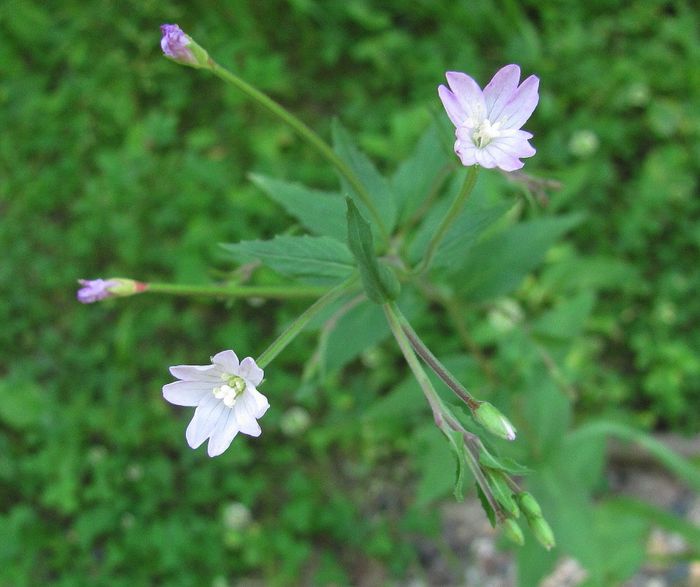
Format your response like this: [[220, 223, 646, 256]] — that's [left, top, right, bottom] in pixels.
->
[[213, 374, 247, 408], [472, 118, 501, 148]]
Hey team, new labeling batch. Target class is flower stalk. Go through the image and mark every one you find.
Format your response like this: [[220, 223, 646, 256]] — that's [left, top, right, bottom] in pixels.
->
[[206, 61, 390, 242], [256, 277, 358, 368], [415, 165, 478, 274], [390, 302, 516, 440], [146, 282, 328, 299]]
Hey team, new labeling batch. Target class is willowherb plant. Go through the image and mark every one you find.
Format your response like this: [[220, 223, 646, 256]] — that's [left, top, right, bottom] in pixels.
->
[[78, 23, 557, 550]]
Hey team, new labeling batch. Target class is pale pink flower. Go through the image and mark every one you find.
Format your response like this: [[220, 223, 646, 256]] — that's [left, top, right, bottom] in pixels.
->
[[438, 65, 539, 171], [163, 351, 269, 457], [160, 24, 196, 65]]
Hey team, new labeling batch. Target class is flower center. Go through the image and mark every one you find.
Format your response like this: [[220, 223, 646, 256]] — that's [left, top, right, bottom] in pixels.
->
[[213, 375, 247, 408], [472, 119, 501, 148]]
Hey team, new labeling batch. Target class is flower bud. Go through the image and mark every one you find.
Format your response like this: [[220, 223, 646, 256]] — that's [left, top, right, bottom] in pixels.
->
[[473, 402, 517, 441], [160, 24, 211, 69], [77, 278, 147, 303], [529, 517, 556, 551], [517, 492, 543, 520], [502, 518, 525, 546], [488, 471, 520, 518]]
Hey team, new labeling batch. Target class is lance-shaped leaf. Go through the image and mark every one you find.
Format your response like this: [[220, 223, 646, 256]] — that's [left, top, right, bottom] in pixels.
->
[[221, 235, 354, 285], [392, 122, 452, 223], [249, 174, 347, 241], [345, 198, 400, 303], [332, 120, 397, 233]]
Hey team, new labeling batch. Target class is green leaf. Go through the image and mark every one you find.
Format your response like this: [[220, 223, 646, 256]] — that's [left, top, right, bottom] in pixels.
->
[[408, 173, 512, 266], [441, 427, 468, 501], [321, 290, 423, 373], [539, 255, 641, 294], [249, 174, 347, 241], [332, 120, 397, 232], [479, 451, 533, 476], [607, 497, 700, 551], [392, 123, 451, 223], [220, 235, 354, 285], [0, 377, 47, 429], [569, 420, 700, 492], [412, 424, 465, 506], [523, 379, 572, 462], [532, 291, 596, 340], [476, 483, 497, 527], [449, 214, 584, 300], [345, 199, 400, 303]]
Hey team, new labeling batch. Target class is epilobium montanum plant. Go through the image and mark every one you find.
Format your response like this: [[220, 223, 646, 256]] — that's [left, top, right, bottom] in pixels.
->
[[77, 23, 558, 550]]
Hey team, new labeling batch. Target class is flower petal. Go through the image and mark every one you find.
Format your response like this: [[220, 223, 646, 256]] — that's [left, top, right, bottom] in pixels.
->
[[493, 74, 539, 130], [234, 399, 262, 437], [483, 64, 521, 122], [212, 350, 240, 373], [163, 380, 212, 406], [445, 71, 487, 125], [169, 363, 220, 382], [454, 143, 478, 167], [487, 131, 537, 171], [185, 395, 224, 449], [238, 357, 264, 386], [244, 385, 270, 419], [474, 148, 499, 169], [438, 85, 467, 127], [207, 409, 239, 457]]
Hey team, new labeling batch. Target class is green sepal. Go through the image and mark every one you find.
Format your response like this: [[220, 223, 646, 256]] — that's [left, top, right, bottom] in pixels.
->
[[502, 518, 525, 546], [345, 198, 400, 303], [487, 471, 520, 518]]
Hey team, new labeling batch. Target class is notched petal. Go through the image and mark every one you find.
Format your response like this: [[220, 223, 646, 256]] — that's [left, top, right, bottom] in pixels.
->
[[483, 64, 521, 121], [211, 350, 240, 373], [239, 357, 264, 386]]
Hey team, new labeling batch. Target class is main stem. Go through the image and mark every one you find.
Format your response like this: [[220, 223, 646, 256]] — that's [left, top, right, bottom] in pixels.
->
[[383, 303, 445, 421], [415, 165, 478, 274], [146, 282, 327, 299], [384, 302, 503, 519], [208, 61, 389, 242], [256, 277, 357, 368]]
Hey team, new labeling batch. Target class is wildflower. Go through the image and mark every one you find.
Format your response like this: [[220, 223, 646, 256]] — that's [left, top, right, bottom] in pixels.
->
[[163, 350, 270, 457], [76, 278, 146, 303], [160, 24, 209, 68], [438, 64, 539, 171]]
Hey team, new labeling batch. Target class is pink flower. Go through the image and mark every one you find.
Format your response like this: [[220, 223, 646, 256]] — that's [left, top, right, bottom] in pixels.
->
[[438, 65, 539, 171], [163, 351, 270, 457], [160, 24, 196, 65], [77, 279, 119, 303], [76, 278, 146, 303]]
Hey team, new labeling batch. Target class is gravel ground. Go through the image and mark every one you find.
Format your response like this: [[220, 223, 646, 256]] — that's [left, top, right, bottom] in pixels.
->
[[411, 464, 700, 587]]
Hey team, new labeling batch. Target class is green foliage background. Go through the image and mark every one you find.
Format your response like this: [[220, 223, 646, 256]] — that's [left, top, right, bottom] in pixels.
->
[[1, 0, 698, 585]]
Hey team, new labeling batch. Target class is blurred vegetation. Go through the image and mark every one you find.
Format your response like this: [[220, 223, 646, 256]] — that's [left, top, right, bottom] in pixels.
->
[[1, 0, 698, 585]]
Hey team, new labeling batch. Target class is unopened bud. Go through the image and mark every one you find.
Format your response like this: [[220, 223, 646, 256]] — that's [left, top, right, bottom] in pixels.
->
[[77, 278, 147, 304], [160, 24, 211, 69], [502, 518, 525, 546], [530, 517, 556, 551], [474, 402, 517, 441], [488, 471, 520, 518], [518, 492, 543, 520]]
